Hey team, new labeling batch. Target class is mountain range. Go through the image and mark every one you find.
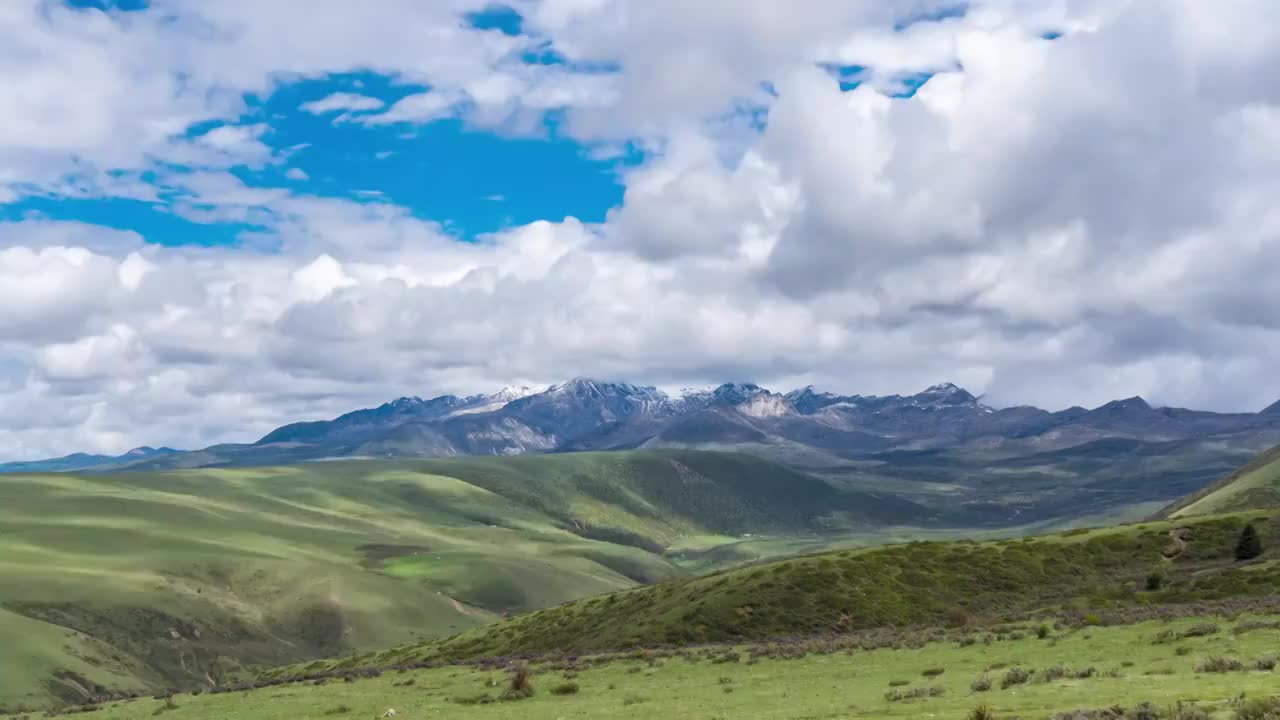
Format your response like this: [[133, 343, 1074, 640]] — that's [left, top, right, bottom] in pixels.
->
[[0, 446, 178, 473], [9, 378, 1279, 474]]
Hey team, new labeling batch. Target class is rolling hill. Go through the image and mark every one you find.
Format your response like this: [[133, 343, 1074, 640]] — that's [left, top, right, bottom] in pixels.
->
[[6, 446, 1280, 712], [1158, 442, 1280, 517], [0, 449, 919, 709], [320, 510, 1280, 668]]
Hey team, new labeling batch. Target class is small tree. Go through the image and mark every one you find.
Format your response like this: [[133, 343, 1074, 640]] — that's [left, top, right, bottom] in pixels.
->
[[1235, 523, 1263, 561]]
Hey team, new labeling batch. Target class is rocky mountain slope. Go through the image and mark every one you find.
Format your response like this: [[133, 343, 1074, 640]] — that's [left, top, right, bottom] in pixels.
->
[[80, 378, 1280, 473]]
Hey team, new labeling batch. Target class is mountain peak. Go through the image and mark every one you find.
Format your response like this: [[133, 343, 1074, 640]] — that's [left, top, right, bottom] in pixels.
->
[[1095, 396, 1152, 412], [123, 446, 177, 457], [913, 382, 976, 406], [784, 386, 858, 414], [490, 385, 538, 402], [707, 383, 770, 408], [1263, 399, 1280, 415], [387, 396, 427, 410]]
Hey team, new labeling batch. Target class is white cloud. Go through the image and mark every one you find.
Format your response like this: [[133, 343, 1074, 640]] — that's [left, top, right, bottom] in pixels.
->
[[2, 1, 1280, 459], [362, 91, 465, 125], [299, 92, 386, 115]]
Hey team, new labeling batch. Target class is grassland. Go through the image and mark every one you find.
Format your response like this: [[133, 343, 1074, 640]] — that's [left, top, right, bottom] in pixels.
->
[[23, 613, 1280, 719], [6, 445, 1280, 712], [320, 511, 1280, 666], [1162, 443, 1280, 518], [0, 450, 919, 709]]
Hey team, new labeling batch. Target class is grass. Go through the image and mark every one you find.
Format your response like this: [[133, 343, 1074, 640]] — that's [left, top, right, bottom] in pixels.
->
[[0, 448, 991, 709], [19, 613, 1280, 719], [317, 510, 1280, 665], [5, 443, 1280, 711], [0, 451, 847, 708], [1164, 443, 1280, 518]]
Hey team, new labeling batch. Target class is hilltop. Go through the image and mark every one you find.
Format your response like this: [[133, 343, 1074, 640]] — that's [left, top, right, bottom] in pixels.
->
[[1158, 442, 1280, 518]]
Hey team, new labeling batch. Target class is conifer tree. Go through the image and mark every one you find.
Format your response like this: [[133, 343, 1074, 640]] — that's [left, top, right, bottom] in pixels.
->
[[1235, 523, 1263, 561]]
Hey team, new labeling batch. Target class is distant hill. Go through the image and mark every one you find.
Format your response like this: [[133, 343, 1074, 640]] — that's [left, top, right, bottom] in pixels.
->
[[0, 446, 177, 473], [11, 379, 1280, 533], [1157, 442, 1280, 517]]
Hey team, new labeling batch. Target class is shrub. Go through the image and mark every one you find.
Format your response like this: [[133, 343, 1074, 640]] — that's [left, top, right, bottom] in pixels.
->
[[1000, 667, 1031, 689], [1236, 697, 1280, 720], [1036, 624, 1051, 639], [1145, 569, 1165, 591], [1196, 656, 1245, 673], [451, 693, 495, 705], [945, 607, 972, 627], [550, 682, 579, 696], [1182, 623, 1220, 638], [970, 674, 992, 692], [1256, 655, 1277, 671], [622, 695, 647, 706], [1167, 701, 1210, 720], [1234, 620, 1280, 635], [1236, 524, 1264, 561], [502, 663, 535, 700], [967, 705, 997, 720], [1041, 665, 1068, 682], [921, 667, 945, 678], [884, 686, 944, 702], [888, 679, 910, 687], [323, 706, 353, 716]]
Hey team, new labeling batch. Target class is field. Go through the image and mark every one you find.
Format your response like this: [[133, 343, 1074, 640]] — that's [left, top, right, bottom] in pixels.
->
[[24, 613, 1280, 719], [0, 450, 936, 709], [328, 511, 1280, 664], [1164, 444, 1280, 518], [5, 446, 1280, 712]]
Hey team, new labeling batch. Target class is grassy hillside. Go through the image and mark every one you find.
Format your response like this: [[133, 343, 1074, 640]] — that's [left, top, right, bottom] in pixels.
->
[[0, 449, 911, 709], [34, 613, 1280, 719], [323, 511, 1280, 666], [1160, 443, 1280, 518]]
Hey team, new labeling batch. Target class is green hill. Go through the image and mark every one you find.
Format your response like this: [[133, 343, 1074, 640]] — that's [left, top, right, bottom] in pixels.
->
[[1158, 442, 1280, 517], [0, 449, 915, 709], [316, 510, 1280, 669]]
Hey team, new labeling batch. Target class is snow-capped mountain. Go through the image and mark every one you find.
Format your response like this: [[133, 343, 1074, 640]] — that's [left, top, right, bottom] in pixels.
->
[[28, 378, 1280, 472]]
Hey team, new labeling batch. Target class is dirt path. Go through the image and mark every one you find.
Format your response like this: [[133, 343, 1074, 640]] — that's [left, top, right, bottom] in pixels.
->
[[1163, 528, 1191, 558]]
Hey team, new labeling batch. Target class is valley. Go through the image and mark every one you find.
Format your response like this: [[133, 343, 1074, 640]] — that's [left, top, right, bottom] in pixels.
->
[[5, 390, 1280, 715]]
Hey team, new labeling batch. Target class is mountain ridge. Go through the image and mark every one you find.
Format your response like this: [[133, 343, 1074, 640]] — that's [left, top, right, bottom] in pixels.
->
[[7, 379, 1280, 473]]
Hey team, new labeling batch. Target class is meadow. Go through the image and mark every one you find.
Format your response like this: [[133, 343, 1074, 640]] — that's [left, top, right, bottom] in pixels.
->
[[0, 450, 936, 709], [21, 613, 1280, 719], [5, 446, 1280, 712]]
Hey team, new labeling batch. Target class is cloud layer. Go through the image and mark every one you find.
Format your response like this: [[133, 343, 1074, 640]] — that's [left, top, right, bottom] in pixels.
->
[[1, 0, 1279, 458]]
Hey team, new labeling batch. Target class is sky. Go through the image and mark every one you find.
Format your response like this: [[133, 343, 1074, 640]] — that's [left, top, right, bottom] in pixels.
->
[[3, 0, 1280, 459]]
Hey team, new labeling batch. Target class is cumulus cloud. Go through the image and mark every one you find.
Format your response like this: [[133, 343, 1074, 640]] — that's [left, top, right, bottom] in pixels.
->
[[1, 0, 1279, 458], [300, 92, 386, 115]]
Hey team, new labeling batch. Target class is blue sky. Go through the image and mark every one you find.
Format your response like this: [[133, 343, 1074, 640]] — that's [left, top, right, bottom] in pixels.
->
[[3, 71, 633, 245], [4, 1, 969, 248], [4, 0, 1271, 459]]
